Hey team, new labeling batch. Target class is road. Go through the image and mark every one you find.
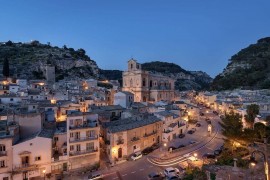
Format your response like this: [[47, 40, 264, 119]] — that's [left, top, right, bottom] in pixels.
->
[[80, 106, 224, 180]]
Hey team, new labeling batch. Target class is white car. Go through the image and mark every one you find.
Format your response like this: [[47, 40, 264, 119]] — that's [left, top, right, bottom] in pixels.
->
[[88, 172, 103, 180], [166, 173, 180, 180], [131, 152, 142, 161], [164, 167, 180, 177]]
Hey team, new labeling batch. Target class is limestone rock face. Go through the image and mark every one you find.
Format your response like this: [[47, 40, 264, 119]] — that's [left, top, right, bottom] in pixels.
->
[[0, 41, 99, 81]]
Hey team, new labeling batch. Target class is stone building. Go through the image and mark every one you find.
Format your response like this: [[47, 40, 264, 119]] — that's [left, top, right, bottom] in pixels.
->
[[102, 115, 162, 163], [122, 59, 175, 102], [45, 65, 55, 85]]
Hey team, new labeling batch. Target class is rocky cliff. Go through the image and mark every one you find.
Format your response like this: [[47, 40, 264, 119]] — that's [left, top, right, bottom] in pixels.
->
[[0, 40, 99, 81], [212, 37, 270, 90]]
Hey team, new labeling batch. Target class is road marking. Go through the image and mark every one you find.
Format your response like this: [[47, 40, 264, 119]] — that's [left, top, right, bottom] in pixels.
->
[[122, 174, 127, 177], [139, 168, 144, 171], [113, 177, 118, 180], [131, 171, 136, 174]]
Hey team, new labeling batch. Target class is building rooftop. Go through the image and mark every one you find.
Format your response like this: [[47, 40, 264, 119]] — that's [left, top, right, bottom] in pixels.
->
[[103, 115, 161, 133], [155, 111, 179, 118], [91, 105, 124, 111]]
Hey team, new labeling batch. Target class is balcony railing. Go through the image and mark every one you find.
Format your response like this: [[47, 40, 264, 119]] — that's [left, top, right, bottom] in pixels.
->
[[69, 122, 98, 130], [13, 163, 39, 171], [69, 148, 98, 156], [116, 139, 124, 145], [0, 151, 7, 156], [69, 135, 98, 143], [143, 131, 157, 137], [131, 137, 140, 142]]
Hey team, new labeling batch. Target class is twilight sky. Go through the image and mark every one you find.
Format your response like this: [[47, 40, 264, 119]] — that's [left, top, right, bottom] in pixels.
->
[[1, 0, 270, 77]]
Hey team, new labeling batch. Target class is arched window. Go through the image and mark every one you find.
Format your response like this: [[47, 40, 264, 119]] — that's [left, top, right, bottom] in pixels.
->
[[130, 79, 133, 87], [130, 64, 133, 69], [150, 80, 152, 87], [142, 78, 146, 87]]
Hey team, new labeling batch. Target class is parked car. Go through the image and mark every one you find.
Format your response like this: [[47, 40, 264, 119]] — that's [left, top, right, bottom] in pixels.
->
[[178, 144, 185, 148], [148, 172, 164, 180], [168, 146, 177, 151], [189, 141, 197, 144], [191, 128, 197, 131], [151, 143, 160, 150], [142, 147, 154, 155], [203, 153, 216, 159], [187, 130, 194, 134], [205, 117, 210, 121], [131, 152, 142, 161], [199, 112, 204, 116], [164, 167, 180, 177], [195, 123, 201, 127], [214, 149, 222, 155], [88, 172, 103, 180], [166, 173, 180, 180], [178, 134, 185, 138]]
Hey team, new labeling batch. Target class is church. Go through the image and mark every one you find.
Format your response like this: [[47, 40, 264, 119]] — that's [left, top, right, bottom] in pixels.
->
[[122, 59, 175, 102]]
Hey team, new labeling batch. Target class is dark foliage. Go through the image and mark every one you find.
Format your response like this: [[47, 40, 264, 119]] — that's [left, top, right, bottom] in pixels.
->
[[2, 57, 9, 77], [212, 37, 270, 90]]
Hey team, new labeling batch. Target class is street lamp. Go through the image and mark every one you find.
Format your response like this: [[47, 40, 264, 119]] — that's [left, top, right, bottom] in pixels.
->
[[42, 169, 46, 180], [249, 150, 268, 180], [194, 153, 198, 161]]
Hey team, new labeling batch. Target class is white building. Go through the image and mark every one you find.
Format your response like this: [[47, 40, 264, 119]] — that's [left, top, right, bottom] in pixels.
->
[[66, 112, 100, 170], [12, 129, 54, 180], [114, 91, 134, 108]]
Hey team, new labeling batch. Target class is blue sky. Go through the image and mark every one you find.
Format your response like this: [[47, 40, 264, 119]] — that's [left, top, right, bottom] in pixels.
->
[[1, 0, 270, 77]]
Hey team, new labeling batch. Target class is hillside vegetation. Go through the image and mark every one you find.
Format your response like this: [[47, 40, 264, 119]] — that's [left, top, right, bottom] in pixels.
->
[[212, 37, 270, 90], [0, 40, 99, 81]]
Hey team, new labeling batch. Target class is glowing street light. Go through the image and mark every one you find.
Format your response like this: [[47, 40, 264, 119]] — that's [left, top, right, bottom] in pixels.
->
[[194, 153, 198, 161], [42, 169, 46, 180]]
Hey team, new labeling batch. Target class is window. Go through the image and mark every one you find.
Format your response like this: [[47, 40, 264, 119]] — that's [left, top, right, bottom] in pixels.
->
[[0, 160, 5, 168], [76, 144, 81, 151], [70, 119, 74, 126], [70, 145, 74, 151], [86, 142, 94, 150], [0, 144, 5, 151], [75, 132, 80, 140], [130, 64, 133, 69], [35, 156, 41, 161], [133, 145, 136, 150], [33, 106, 35, 109], [142, 78, 146, 87], [54, 137, 58, 141], [10, 98, 13, 101], [3, 177, 8, 180], [70, 133, 73, 138]]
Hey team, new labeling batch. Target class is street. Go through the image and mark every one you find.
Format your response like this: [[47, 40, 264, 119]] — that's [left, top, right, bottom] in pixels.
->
[[71, 106, 224, 180]]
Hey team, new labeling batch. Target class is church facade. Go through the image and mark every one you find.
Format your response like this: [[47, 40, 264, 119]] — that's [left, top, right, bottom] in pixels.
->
[[122, 59, 175, 102]]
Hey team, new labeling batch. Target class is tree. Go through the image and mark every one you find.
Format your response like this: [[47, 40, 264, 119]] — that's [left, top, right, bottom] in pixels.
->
[[254, 123, 266, 139], [220, 111, 243, 141], [2, 57, 10, 77], [6, 40, 13, 46], [245, 104, 259, 125]]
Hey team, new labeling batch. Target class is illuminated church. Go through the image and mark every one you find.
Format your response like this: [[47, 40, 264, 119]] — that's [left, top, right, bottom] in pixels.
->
[[122, 59, 175, 102]]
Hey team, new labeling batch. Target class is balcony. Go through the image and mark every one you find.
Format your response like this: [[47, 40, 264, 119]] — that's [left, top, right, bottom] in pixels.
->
[[0, 151, 7, 157], [69, 122, 98, 130], [52, 153, 68, 162], [13, 163, 39, 171], [69, 135, 98, 143], [69, 148, 98, 156], [131, 137, 140, 142], [116, 139, 124, 145], [143, 131, 157, 137]]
